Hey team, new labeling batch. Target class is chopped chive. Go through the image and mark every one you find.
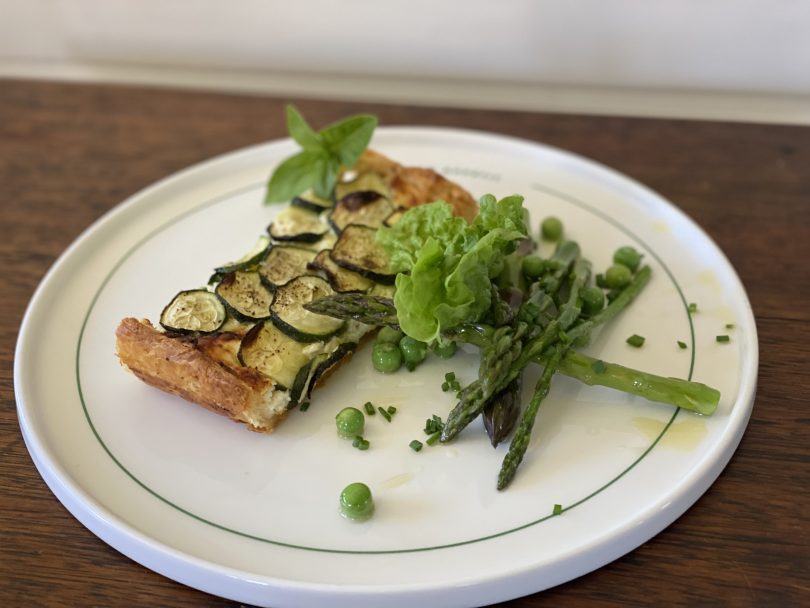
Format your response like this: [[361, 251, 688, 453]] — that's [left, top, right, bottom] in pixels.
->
[[725, 323, 735, 329], [364, 401, 375, 415], [409, 440, 423, 452], [378, 406, 392, 422], [424, 415, 444, 435], [688, 303, 698, 313], [445, 371, 456, 382], [590, 359, 607, 374], [716, 335, 730, 343], [387, 405, 397, 415], [441, 382, 449, 392], [426, 431, 441, 446], [677, 340, 688, 349], [626, 334, 645, 348], [352, 436, 369, 450], [299, 401, 310, 412], [552, 504, 563, 516]]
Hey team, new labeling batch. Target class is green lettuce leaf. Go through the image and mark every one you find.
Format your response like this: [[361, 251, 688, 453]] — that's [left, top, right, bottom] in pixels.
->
[[376, 194, 527, 342]]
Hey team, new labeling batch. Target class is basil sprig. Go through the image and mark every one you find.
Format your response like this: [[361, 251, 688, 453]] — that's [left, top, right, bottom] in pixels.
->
[[264, 106, 377, 203]]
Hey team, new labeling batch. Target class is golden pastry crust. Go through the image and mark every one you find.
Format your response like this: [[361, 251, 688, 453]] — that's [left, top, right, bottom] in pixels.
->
[[352, 149, 478, 221], [116, 318, 288, 432], [116, 152, 478, 432]]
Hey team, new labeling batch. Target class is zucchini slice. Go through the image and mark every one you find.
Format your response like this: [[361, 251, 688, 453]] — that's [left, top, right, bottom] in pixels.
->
[[238, 320, 311, 389], [330, 224, 396, 284], [335, 172, 390, 202], [258, 245, 317, 289], [383, 208, 407, 226], [308, 249, 374, 293], [214, 271, 274, 321], [270, 275, 345, 342], [368, 282, 396, 299], [214, 235, 271, 275], [328, 192, 395, 233], [268, 205, 329, 243], [298, 231, 337, 253], [291, 190, 333, 213], [160, 289, 226, 334], [306, 342, 357, 399]]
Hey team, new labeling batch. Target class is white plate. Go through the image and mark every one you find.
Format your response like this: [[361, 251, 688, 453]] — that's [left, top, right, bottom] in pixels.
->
[[15, 128, 757, 607]]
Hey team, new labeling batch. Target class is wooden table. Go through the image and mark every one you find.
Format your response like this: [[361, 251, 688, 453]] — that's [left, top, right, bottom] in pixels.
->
[[2, 80, 808, 607]]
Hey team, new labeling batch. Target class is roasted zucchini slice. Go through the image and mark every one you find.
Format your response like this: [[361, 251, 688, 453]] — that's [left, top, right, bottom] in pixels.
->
[[328, 192, 395, 233], [330, 224, 396, 284], [383, 208, 407, 226], [214, 235, 272, 275], [334, 172, 390, 202], [291, 190, 333, 213], [160, 289, 226, 334], [238, 320, 311, 389], [308, 249, 375, 293], [270, 275, 345, 342], [268, 205, 329, 243], [214, 271, 274, 321], [258, 245, 317, 289], [306, 342, 357, 399], [298, 231, 338, 253]]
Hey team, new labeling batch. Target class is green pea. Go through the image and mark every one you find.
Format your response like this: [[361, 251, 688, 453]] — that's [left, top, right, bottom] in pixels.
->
[[432, 340, 457, 359], [335, 407, 364, 438], [521, 254, 545, 279], [372, 341, 402, 373], [580, 285, 605, 316], [339, 482, 374, 521], [541, 216, 563, 241], [399, 336, 427, 370], [613, 246, 642, 272], [604, 264, 632, 288], [376, 326, 403, 344]]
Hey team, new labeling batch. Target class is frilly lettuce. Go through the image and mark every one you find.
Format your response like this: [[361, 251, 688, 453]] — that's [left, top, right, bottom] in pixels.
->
[[376, 194, 528, 343]]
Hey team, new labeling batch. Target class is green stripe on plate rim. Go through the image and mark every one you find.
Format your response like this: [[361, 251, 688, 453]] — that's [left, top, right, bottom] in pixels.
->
[[75, 179, 696, 555]]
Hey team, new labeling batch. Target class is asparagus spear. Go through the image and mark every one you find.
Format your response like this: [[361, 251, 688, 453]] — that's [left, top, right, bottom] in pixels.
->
[[304, 293, 400, 328], [552, 350, 719, 415], [497, 347, 563, 490], [482, 375, 522, 447]]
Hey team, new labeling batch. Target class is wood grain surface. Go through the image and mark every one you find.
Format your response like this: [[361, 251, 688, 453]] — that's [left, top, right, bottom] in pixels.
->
[[1, 79, 808, 607]]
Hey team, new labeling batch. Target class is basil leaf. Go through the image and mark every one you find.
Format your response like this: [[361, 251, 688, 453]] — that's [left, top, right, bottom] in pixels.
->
[[286, 105, 322, 151], [320, 115, 378, 166], [265, 108, 377, 204], [312, 155, 341, 200], [264, 149, 326, 203]]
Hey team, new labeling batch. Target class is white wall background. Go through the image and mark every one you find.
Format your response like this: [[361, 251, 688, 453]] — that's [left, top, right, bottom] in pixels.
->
[[2, 0, 809, 123]]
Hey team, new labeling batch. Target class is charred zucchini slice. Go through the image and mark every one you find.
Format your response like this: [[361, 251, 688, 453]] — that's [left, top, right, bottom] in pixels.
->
[[383, 208, 407, 226], [291, 190, 333, 213], [214, 271, 274, 321], [328, 192, 395, 233], [160, 289, 226, 334], [334, 172, 390, 202], [258, 245, 317, 289], [298, 231, 337, 253], [214, 235, 271, 275], [306, 342, 357, 399], [270, 275, 345, 342], [308, 249, 374, 293], [238, 320, 311, 389], [268, 205, 329, 243], [330, 224, 396, 284]]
